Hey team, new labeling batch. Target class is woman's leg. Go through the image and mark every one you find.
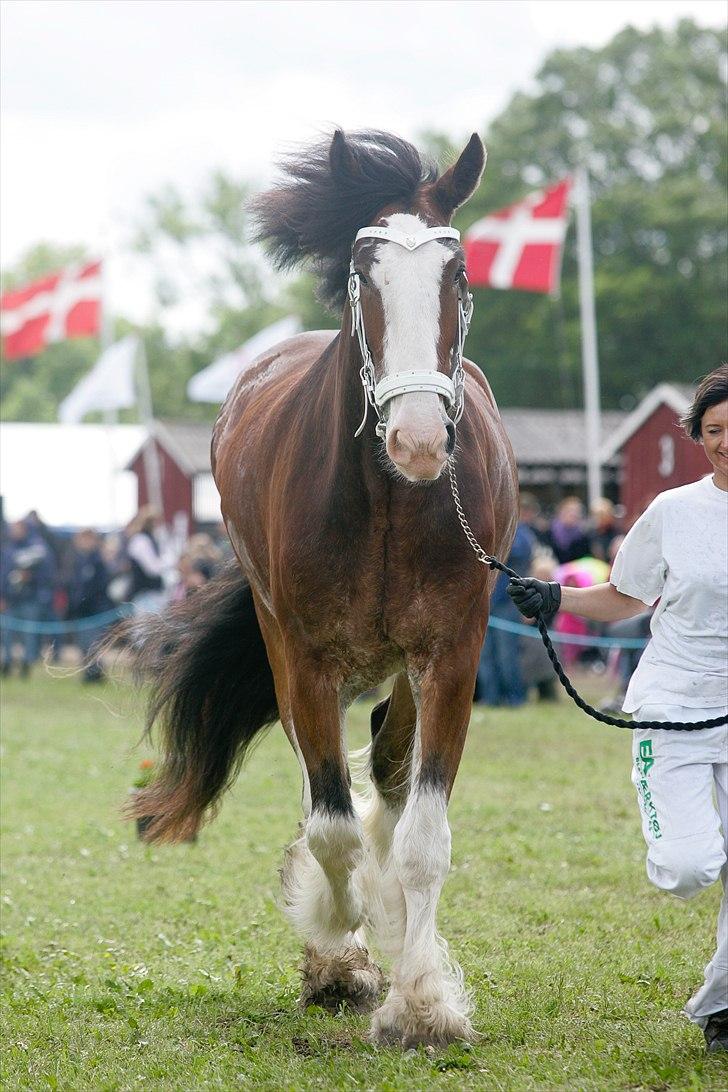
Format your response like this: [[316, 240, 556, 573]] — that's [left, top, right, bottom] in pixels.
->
[[631, 706, 728, 1029], [684, 742, 728, 1027]]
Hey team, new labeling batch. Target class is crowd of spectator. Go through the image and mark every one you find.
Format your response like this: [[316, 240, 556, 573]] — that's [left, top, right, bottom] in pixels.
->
[[0, 506, 231, 681], [1, 495, 647, 705], [475, 492, 648, 710]]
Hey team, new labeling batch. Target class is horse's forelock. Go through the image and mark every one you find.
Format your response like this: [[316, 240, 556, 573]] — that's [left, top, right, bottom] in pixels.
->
[[249, 130, 439, 311]]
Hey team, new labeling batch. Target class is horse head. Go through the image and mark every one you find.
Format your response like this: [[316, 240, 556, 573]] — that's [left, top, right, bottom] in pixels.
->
[[343, 132, 485, 482], [251, 129, 486, 482]]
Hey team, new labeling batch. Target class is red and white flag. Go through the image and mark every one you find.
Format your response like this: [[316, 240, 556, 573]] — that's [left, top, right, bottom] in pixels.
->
[[0, 260, 102, 360], [464, 179, 571, 294]]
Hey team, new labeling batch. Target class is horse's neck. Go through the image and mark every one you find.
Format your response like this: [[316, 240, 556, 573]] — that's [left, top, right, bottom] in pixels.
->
[[293, 323, 385, 523], [309, 323, 373, 461]]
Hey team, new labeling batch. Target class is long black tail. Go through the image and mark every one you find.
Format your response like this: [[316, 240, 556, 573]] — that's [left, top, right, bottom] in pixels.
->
[[113, 562, 278, 842]]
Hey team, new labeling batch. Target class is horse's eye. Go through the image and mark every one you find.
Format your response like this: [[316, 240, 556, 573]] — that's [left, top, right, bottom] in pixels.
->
[[356, 270, 369, 287], [454, 265, 466, 283]]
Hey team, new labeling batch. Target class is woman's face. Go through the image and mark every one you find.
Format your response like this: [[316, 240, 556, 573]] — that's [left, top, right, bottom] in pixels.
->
[[701, 399, 728, 488]]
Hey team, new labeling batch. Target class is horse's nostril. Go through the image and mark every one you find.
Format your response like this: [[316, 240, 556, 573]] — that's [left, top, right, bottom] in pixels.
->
[[445, 422, 456, 455]]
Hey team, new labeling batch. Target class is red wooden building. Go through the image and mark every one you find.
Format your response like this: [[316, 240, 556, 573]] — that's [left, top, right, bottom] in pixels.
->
[[128, 410, 631, 531], [127, 421, 220, 529], [127, 388, 705, 534], [599, 383, 704, 526]]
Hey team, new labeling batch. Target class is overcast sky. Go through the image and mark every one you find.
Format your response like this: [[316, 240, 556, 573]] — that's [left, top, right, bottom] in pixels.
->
[[1, 0, 724, 329]]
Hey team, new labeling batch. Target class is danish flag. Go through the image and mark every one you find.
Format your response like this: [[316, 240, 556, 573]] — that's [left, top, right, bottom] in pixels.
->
[[0, 260, 102, 360], [464, 179, 572, 294]]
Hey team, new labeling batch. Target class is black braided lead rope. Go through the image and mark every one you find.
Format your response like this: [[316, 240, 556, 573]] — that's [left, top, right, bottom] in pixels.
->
[[485, 552, 727, 732], [446, 461, 726, 732]]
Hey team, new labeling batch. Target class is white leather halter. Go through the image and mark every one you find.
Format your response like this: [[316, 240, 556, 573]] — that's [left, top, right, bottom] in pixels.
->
[[347, 225, 474, 438]]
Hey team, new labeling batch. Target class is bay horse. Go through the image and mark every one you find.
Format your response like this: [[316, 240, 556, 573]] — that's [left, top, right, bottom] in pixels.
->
[[125, 130, 518, 1047]]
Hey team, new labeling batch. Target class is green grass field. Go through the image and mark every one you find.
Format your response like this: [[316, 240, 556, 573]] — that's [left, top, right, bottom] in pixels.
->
[[1, 672, 726, 1090]]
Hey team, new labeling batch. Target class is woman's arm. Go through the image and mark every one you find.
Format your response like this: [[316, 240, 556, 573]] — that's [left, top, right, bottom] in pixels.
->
[[559, 582, 646, 622], [508, 577, 647, 623]]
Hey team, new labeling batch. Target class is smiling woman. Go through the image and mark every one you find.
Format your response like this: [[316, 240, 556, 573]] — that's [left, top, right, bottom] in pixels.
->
[[509, 363, 728, 1053]]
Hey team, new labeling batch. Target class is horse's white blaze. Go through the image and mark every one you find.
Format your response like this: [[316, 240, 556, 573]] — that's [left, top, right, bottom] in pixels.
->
[[370, 214, 452, 458], [370, 213, 450, 378]]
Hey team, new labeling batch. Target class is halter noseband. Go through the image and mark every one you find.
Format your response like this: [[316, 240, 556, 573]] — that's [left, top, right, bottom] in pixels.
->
[[347, 225, 474, 439]]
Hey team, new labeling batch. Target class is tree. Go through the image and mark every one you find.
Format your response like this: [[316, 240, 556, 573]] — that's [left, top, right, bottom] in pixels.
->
[[131, 172, 325, 422], [3, 20, 724, 422], [447, 19, 727, 408]]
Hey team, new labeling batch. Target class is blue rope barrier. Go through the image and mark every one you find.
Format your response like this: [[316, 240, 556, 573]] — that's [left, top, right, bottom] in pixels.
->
[[0, 605, 133, 635], [0, 603, 647, 649], [487, 614, 648, 649]]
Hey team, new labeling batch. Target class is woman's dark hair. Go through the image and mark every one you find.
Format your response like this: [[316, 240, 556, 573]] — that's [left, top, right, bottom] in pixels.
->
[[681, 364, 728, 441]]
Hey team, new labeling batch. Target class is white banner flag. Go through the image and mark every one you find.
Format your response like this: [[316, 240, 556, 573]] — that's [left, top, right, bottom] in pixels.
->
[[187, 316, 302, 403], [58, 335, 138, 423]]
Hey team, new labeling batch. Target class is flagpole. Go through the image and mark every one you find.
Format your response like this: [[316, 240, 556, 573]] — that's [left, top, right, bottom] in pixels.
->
[[135, 339, 164, 513], [574, 166, 602, 508], [99, 249, 117, 421], [98, 247, 121, 530]]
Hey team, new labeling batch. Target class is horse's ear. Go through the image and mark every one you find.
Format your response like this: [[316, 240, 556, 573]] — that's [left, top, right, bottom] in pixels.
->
[[329, 129, 359, 180], [431, 133, 486, 219]]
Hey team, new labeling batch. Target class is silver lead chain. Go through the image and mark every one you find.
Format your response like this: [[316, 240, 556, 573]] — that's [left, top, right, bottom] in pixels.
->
[[447, 459, 494, 568]]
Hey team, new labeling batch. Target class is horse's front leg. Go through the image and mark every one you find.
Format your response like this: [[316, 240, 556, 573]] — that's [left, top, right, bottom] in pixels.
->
[[371, 654, 476, 1047], [280, 655, 384, 1012]]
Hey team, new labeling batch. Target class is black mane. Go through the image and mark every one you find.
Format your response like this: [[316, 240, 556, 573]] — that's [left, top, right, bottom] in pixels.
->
[[250, 130, 438, 311]]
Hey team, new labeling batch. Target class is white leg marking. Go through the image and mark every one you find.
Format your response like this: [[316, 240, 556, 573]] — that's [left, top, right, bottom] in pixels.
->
[[354, 782, 407, 961], [370, 787, 473, 1046], [283, 810, 364, 955], [282, 806, 383, 1009]]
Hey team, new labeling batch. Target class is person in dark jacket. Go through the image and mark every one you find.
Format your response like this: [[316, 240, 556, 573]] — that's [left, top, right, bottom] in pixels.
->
[[67, 529, 112, 682], [125, 507, 171, 614], [0, 519, 56, 676], [476, 513, 536, 706]]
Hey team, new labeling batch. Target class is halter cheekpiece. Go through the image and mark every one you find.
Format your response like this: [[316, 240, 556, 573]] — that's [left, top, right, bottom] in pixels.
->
[[347, 225, 474, 438]]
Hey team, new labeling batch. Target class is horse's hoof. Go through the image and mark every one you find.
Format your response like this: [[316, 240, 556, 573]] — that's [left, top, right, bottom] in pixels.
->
[[369, 990, 475, 1048], [299, 944, 385, 1012]]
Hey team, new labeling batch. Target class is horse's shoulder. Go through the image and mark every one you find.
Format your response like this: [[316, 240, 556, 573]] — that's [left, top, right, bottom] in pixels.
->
[[239, 329, 337, 387], [231, 329, 337, 394], [213, 330, 338, 458]]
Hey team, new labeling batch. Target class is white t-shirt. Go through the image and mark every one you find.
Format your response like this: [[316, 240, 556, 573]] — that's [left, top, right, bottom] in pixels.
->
[[610, 475, 728, 712]]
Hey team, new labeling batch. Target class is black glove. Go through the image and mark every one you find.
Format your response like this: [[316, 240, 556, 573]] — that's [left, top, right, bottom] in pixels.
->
[[507, 577, 561, 622]]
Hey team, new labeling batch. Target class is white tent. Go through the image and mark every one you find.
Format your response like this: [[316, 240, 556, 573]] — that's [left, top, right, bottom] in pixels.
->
[[0, 423, 146, 528]]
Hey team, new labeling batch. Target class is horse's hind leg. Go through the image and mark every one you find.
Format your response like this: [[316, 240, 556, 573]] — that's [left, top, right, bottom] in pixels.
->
[[280, 658, 383, 1012], [357, 673, 416, 963], [370, 655, 476, 1048]]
